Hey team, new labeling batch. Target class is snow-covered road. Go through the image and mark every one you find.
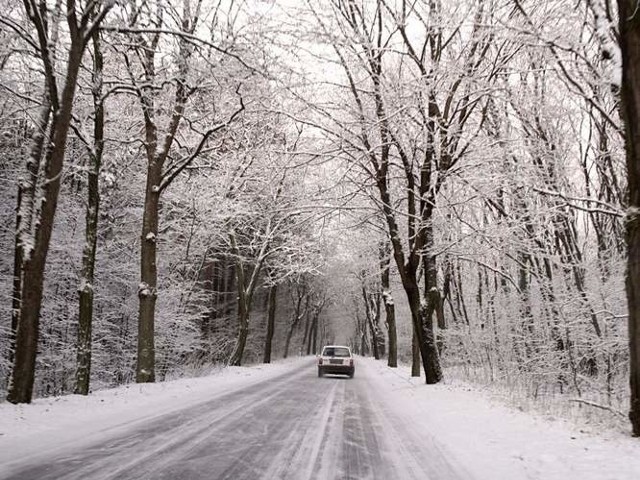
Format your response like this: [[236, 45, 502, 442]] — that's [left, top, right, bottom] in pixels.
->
[[0, 358, 469, 480], [2, 357, 640, 479]]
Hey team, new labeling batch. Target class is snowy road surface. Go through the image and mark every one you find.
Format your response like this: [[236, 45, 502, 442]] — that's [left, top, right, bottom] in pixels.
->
[[2, 357, 640, 480], [1, 359, 469, 480]]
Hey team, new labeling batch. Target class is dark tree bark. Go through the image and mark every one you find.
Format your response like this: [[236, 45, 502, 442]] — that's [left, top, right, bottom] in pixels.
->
[[359, 315, 368, 356], [125, 4, 244, 381], [380, 242, 397, 367], [306, 296, 326, 356], [368, 316, 381, 360], [617, 0, 640, 437], [312, 313, 319, 354], [306, 314, 316, 355], [263, 283, 278, 363], [360, 275, 381, 360], [137, 157, 162, 382], [284, 282, 308, 358], [9, 105, 50, 369], [378, 167, 442, 383], [8, 0, 113, 404], [283, 322, 296, 359], [411, 328, 421, 377], [75, 26, 105, 395], [301, 306, 312, 354], [228, 228, 270, 366]]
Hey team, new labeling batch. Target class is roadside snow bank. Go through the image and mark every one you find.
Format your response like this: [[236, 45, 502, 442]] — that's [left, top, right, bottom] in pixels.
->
[[361, 357, 640, 480], [0, 358, 305, 468]]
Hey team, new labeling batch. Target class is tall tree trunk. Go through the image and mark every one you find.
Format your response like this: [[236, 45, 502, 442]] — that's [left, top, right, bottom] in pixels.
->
[[384, 293, 397, 367], [312, 314, 319, 354], [137, 167, 161, 383], [284, 319, 297, 359], [412, 327, 421, 377], [8, 2, 59, 377], [75, 27, 104, 395], [284, 282, 307, 358], [617, 0, 640, 436], [380, 242, 397, 367], [227, 225, 270, 366], [361, 280, 381, 360], [306, 314, 315, 355], [9, 188, 22, 370], [377, 177, 442, 383], [424, 228, 445, 359], [263, 283, 278, 363], [360, 327, 368, 357], [132, 2, 214, 383], [229, 308, 249, 366], [8, 30, 89, 404], [406, 275, 442, 382], [228, 231, 248, 367], [301, 308, 311, 355], [368, 316, 380, 360]]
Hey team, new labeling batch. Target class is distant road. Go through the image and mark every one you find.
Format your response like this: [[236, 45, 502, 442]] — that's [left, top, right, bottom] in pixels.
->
[[2, 359, 470, 480]]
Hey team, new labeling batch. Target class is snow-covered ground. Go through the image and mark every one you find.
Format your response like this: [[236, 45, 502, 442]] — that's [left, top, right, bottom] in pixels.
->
[[0, 359, 302, 473], [365, 360, 640, 480], [1, 357, 639, 479]]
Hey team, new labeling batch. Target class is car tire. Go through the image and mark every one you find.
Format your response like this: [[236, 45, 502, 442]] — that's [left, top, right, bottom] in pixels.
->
[[349, 372, 354, 378]]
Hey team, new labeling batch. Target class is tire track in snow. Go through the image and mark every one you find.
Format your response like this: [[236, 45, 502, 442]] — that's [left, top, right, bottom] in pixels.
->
[[4, 358, 472, 480], [357, 359, 474, 480], [4, 362, 316, 480]]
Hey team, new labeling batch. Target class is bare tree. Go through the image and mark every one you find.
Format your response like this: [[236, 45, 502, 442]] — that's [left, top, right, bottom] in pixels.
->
[[114, 0, 244, 382], [263, 278, 278, 363], [616, 0, 640, 437], [73, 18, 106, 395], [7, 0, 114, 404]]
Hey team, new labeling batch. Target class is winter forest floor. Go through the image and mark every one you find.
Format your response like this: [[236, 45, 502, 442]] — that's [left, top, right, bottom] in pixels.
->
[[0, 357, 639, 480]]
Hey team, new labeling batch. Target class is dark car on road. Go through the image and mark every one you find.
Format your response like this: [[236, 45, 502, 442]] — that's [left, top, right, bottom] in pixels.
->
[[317, 345, 354, 378]]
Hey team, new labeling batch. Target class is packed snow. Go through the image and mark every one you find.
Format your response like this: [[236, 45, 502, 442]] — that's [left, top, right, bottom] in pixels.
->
[[0, 357, 639, 479]]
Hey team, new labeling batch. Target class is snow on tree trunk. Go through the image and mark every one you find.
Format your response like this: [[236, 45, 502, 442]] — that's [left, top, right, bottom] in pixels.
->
[[75, 26, 104, 396], [617, 0, 640, 437], [137, 172, 161, 383], [380, 242, 397, 368], [7, 1, 113, 402]]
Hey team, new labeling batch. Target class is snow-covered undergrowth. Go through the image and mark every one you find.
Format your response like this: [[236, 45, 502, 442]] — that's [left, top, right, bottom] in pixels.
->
[[443, 364, 629, 434], [362, 358, 640, 480]]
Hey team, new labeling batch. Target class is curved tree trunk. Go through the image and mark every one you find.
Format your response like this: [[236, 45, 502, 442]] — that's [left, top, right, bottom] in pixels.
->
[[8, 15, 95, 402], [263, 283, 278, 363], [617, 0, 640, 436], [229, 309, 249, 366], [380, 242, 397, 367], [227, 226, 270, 366], [75, 27, 104, 395], [284, 281, 308, 358], [283, 320, 297, 359]]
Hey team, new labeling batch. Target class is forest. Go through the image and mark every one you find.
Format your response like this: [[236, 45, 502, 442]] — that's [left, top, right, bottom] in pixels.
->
[[1, 0, 640, 436]]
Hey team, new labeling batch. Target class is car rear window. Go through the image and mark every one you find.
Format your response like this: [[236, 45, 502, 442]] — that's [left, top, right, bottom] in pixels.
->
[[323, 347, 350, 357]]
